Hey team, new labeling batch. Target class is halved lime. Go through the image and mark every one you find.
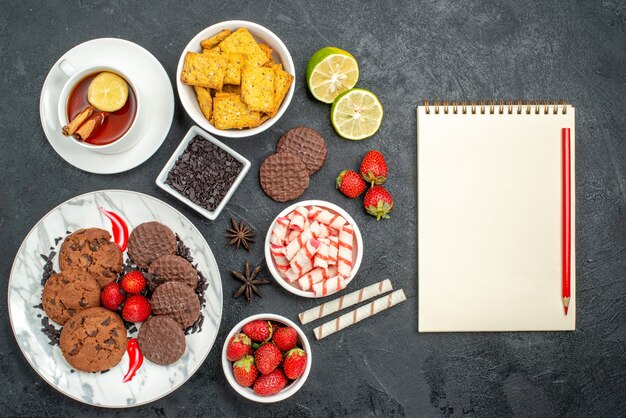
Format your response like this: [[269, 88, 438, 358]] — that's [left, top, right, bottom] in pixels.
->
[[330, 88, 383, 140], [306, 47, 359, 104], [88, 72, 129, 112]]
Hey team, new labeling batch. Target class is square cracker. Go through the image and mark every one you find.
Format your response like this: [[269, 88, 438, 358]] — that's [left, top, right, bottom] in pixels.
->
[[218, 28, 270, 67], [221, 84, 242, 95], [202, 50, 247, 85], [194, 86, 213, 121], [264, 62, 283, 71], [181, 52, 224, 90], [200, 29, 232, 50], [268, 67, 294, 117], [258, 44, 274, 62], [212, 93, 264, 130], [241, 66, 275, 113]]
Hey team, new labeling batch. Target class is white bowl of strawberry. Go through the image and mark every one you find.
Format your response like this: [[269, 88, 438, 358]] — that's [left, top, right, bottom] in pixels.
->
[[222, 314, 311, 403]]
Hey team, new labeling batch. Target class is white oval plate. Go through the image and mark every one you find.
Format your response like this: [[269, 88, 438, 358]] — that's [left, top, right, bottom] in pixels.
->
[[8, 190, 223, 408], [40, 38, 174, 174]]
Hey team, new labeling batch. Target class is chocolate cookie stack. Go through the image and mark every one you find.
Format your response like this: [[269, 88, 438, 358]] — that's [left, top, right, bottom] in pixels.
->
[[128, 222, 201, 366], [260, 126, 327, 202]]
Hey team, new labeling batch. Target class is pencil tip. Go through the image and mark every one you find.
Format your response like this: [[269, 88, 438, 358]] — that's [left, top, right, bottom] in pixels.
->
[[563, 306, 568, 315]]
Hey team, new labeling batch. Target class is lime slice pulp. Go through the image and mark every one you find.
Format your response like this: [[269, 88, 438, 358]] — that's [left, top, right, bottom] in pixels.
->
[[306, 47, 359, 104], [330, 88, 383, 140]]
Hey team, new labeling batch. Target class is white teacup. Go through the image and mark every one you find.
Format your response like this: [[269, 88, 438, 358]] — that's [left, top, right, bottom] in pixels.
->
[[57, 60, 141, 155]]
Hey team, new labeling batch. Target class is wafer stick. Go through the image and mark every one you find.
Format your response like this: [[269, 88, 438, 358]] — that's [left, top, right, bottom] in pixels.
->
[[313, 289, 406, 340], [298, 279, 393, 324]]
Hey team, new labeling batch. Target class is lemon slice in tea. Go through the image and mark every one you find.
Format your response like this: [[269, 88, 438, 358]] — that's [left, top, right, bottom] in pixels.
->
[[330, 88, 383, 140], [87, 72, 129, 112], [306, 47, 359, 104]]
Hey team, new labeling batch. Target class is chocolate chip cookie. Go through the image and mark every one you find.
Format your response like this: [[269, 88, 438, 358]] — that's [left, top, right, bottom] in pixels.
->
[[127, 222, 177, 269], [59, 307, 127, 372], [150, 281, 200, 329], [42, 269, 101, 325], [59, 228, 123, 288], [137, 315, 186, 365], [148, 254, 198, 289]]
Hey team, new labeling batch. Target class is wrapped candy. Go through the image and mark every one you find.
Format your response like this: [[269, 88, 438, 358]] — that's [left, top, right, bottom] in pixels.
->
[[289, 239, 320, 278], [337, 225, 354, 277], [284, 268, 300, 283], [297, 267, 328, 291], [312, 275, 346, 297], [313, 238, 330, 273], [287, 228, 300, 243], [270, 217, 290, 246], [285, 222, 320, 260], [288, 207, 309, 232], [315, 222, 335, 239], [270, 245, 290, 275], [328, 235, 339, 265], [308, 206, 347, 230]]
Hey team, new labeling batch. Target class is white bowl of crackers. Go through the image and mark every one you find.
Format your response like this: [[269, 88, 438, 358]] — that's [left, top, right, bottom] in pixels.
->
[[177, 20, 295, 138], [264, 200, 363, 298]]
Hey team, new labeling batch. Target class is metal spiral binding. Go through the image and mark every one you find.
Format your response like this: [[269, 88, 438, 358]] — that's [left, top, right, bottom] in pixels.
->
[[424, 99, 567, 115]]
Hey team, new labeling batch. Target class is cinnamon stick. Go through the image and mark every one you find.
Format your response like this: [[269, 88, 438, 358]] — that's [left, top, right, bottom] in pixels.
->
[[62, 106, 93, 136], [74, 112, 106, 141]]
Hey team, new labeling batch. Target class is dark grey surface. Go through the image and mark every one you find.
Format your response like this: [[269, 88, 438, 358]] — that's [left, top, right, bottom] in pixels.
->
[[1, 0, 625, 416]]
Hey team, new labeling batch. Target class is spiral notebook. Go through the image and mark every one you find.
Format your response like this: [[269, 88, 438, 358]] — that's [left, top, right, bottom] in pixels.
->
[[417, 100, 576, 332]]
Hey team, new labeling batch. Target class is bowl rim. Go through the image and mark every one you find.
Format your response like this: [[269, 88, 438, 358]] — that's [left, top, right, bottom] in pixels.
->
[[221, 313, 312, 403], [155, 125, 251, 220], [264, 199, 364, 298], [176, 20, 295, 138]]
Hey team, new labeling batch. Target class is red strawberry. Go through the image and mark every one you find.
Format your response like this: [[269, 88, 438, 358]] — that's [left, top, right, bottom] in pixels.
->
[[336, 170, 366, 199], [360, 150, 388, 185], [120, 270, 146, 294], [121, 294, 151, 323], [253, 369, 287, 396], [101, 282, 125, 311], [226, 333, 253, 362], [243, 320, 273, 342], [232, 355, 258, 387], [272, 326, 298, 352], [283, 348, 307, 380], [363, 185, 394, 220], [254, 342, 282, 375]]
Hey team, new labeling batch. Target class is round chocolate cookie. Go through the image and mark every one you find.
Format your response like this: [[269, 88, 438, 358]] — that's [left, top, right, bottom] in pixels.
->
[[127, 222, 177, 269], [277, 127, 327, 174], [150, 281, 200, 329], [259, 152, 309, 202], [59, 228, 123, 289], [42, 269, 101, 325], [148, 254, 198, 289], [137, 315, 186, 365], [59, 307, 127, 372]]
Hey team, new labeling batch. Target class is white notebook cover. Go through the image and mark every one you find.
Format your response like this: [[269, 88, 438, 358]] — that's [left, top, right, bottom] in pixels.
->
[[417, 103, 576, 332]]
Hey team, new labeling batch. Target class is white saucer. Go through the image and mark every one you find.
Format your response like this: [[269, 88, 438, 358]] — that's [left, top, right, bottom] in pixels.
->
[[40, 38, 174, 174]]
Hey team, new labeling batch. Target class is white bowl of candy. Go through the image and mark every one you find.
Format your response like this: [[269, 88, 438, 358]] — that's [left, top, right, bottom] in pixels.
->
[[264, 200, 363, 298]]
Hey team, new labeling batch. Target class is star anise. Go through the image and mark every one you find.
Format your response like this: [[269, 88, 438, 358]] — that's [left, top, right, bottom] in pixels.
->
[[226, 217, 255, 251], [231, 261, 271, 303]]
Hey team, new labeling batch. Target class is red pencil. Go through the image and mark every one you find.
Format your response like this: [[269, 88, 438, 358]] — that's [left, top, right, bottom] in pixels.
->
[[562, 128, 571, 315]]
